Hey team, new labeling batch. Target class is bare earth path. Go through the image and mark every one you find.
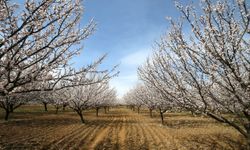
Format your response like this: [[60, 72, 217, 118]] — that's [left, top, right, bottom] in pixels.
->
[[87, 108, 177, 150], [0, 107, 245, 150]]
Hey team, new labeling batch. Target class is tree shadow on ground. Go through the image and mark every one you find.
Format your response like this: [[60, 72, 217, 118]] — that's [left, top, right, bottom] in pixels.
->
[[180, 134, 246, 150], [163, 119, 217, 129], [1, 116, 79, 127], [86, 118, 138, 126]]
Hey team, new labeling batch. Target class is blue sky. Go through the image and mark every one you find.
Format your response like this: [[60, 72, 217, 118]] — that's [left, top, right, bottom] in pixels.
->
[[13, 0, 190, 98], [73, 0, 185, 98]]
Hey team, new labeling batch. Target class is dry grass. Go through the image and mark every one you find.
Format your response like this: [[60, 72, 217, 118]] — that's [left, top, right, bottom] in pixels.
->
[[0, 105, 246, 150]]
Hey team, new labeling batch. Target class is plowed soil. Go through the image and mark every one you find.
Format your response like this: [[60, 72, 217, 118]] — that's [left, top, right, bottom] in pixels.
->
[[0, 106, 246, 150]]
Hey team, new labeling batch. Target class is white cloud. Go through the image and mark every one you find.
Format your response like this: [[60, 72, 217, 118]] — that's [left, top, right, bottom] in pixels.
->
[[110, 48, 152, 101], [110, 74, 138, 99], [121, 49, 151, 66]]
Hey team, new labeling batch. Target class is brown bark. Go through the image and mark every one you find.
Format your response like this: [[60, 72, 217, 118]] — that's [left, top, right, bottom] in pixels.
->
[[149, 109, 153, 118], [43, 102, 48, 111], [160, 112, 164, 124], [62, 104, 67, 111], [96, 108, 99, 117], [10, 104, 14, 113], [4, 109, 10, 121], [77, 111, 85, 123], [55, 107, 59, 114]]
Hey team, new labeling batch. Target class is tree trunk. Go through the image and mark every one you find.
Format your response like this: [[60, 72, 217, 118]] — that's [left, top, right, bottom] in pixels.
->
[[10, 104, 14, 113], [96, 108, 99, 117], [246, 125, 250, 150], [63, 104, 67, 111], [80, 114, 85, 123], [191, 111, 194, 116], [43, 103, 48, 111], [77, 111, 85, 123], [149, 109, 153, 118], [5, 109, 10, 121], [160, 111, 164, 124], [137, 106, 140, 114]]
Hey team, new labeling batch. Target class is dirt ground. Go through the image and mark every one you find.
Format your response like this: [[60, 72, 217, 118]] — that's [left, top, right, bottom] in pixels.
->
[[0, 106, 246, 150]]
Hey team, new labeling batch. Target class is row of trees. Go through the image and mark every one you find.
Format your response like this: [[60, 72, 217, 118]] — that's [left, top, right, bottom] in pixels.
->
[[42, 80, 117, 123], [0, 0, 118, 122], [125, 0, 250, 146], [124, 84, 173, 124]]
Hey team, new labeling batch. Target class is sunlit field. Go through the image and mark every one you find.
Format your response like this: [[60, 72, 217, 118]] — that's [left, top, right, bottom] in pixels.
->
[[0, 105, 246, 150], [1, 0, 249, 149]]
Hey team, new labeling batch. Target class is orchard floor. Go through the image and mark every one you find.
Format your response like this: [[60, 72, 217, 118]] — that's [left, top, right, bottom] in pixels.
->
[[0, 106, 246, 150]]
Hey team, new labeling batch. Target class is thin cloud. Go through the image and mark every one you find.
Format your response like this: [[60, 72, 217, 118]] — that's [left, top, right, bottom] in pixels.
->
[[110, 74, 138, 98], [121, 49, 151, 66], [112, 50, 151, 99]]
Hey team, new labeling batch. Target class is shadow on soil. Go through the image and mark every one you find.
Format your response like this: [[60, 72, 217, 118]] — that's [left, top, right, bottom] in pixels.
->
[[181, 134, 246, 150]]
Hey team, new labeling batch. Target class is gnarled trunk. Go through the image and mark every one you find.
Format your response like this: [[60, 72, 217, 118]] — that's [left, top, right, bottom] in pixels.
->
[[5, 109, 10, 121], [96, 108, 99, 117], [77, 110, 85, 123], [132, 106, 135, 111], [160, 112, 164, 124], [10, 104, 14, 113], [55, 106, 59, 114], [43, 102, 48, 111], [245, 124, 250, 150], [149, 108, 153, 118], [159, 108, 166, 124], [3, 97, 11, 120], [62, 104, 67, 111]]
